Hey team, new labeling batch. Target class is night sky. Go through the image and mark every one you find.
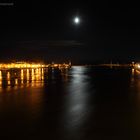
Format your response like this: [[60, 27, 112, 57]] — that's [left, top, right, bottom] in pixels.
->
[[0, 1, 140, 64]]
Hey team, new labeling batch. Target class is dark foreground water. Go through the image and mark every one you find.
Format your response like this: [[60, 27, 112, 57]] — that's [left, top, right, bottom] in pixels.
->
[[0, 66, 140, 140]]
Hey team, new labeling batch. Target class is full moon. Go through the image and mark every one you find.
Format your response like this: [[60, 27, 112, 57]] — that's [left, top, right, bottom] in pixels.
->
[[74, 17, 80, 24]]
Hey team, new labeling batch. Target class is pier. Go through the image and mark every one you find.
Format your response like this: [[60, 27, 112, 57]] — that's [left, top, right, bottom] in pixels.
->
[[0, 62, 71, 70]]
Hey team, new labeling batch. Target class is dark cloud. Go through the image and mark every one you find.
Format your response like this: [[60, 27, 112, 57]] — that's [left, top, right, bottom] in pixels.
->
[[0, 39, 87, 63], [16, 40, 84, 50]]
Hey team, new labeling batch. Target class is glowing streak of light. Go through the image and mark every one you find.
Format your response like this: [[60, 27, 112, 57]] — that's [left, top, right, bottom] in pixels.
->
[[15, 79, 18, 85], [8, 80, 11, 85], [7, 72, 10, 80], [0, 70, 2, 80]]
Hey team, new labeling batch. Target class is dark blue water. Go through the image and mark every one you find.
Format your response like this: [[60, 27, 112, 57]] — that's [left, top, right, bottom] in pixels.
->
[[0, 66, 140, 140]]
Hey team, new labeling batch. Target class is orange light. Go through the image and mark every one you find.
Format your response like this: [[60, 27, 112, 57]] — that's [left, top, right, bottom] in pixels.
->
[[0, 70, 2, 80], [138, 65, 140, 69]]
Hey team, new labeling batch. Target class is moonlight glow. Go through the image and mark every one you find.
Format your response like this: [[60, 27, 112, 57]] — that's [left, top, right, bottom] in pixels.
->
[[74, 17, 80, 24]]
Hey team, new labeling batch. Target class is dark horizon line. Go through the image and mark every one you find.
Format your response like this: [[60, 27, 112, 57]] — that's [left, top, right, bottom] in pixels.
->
[[0, 59, 138, 65]]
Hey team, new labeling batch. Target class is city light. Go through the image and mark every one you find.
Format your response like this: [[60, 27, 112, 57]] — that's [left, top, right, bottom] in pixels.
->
[[0, 62, 71, 69], [138, 65, 140, 69], [0, 70, 2, 80], [0, 62, 71, 89], [134, 63, 140, 70]]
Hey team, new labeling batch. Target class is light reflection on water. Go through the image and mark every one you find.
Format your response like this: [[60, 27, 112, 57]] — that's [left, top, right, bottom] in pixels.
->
[[0, 68, 45, 91], [64, 67, 91, 120], [60, 66, 93, 139], [1, 67, 140, 139], [0, 68, 69, 91]]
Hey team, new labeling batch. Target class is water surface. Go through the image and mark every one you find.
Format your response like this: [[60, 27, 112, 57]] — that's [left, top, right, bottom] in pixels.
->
[[0, 66, 140, 140]]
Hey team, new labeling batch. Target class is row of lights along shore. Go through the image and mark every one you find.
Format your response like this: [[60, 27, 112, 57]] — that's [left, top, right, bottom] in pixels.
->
[[0, 62, 71, 69]]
